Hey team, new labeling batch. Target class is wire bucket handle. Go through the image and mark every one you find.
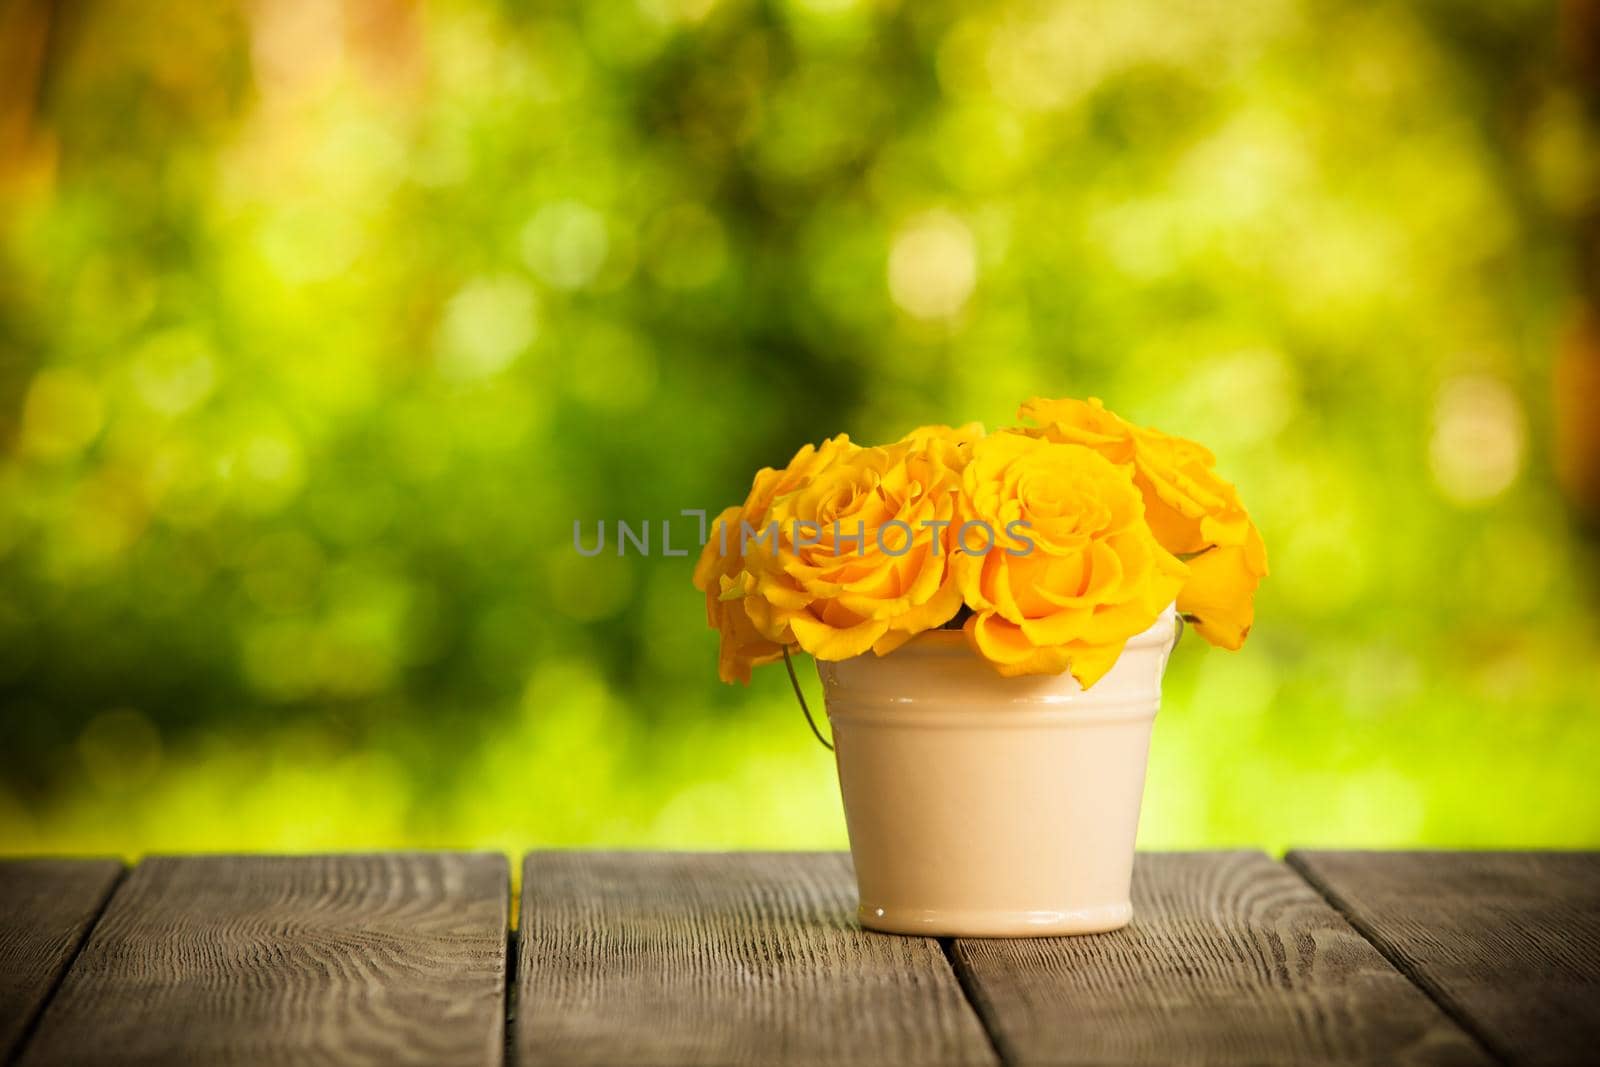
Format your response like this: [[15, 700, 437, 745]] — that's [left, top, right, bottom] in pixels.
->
[[783, 647, 833, 752]]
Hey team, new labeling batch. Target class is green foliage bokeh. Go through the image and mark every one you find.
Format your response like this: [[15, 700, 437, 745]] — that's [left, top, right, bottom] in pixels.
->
[[2, 0, 1597, 855]]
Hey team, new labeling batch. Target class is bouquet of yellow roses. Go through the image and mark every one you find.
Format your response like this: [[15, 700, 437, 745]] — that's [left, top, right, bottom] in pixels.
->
[[693, 397, 1266, 689]]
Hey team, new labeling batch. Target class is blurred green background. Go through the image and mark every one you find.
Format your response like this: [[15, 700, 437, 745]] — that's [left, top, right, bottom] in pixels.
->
[[3, 0, 1599, 859]]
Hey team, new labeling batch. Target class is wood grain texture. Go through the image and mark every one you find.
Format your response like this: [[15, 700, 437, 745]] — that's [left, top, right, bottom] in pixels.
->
[[0, 859, 123, 1061], [517, 851, 997, 1066], [951, 851, 1489, 1066], [1289, 850, 1600, 1067], [17, 853, 508, 1067]]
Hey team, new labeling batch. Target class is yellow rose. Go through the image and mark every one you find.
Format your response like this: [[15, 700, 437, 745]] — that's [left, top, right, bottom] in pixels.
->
[[1018, 397, 1267, 649], [742, 433, 970, 662], [898, 420, 985, 448], [692, 434, 857, 683], [953, 431, 1187, 686]]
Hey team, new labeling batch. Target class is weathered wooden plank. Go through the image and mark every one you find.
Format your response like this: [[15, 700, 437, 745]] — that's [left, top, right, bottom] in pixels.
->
[[951, 851, 1489, 1066], [18, 853, 508, 1067], [517, 851, 997, 1066], [0, 859, 123, 1061], [1289, 850, 1600, 1067]]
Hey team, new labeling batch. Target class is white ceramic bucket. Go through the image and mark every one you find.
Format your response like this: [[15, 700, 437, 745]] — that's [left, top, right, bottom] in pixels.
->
[[817, 606, 1178, 937]]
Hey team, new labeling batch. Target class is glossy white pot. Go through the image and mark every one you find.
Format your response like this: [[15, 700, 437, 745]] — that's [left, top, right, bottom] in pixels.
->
[[817, 607, 1178, 937]]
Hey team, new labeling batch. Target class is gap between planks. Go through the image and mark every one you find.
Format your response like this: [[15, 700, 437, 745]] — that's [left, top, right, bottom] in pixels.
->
[[942, 851, 1491, 1066], [1287, 851, 1510, 1066], [11, 852, 1580, 1066], [1289, 850, 1600, 1067], [0, 861, 125, 1067]]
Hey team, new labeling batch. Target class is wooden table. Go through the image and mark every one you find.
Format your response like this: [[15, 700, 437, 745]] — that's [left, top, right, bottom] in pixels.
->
[[1, 851, 1595, 1066]]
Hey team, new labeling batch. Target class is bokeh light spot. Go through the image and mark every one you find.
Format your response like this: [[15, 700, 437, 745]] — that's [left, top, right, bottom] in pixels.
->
[[888, 211, 977, 320], [435, 276, 540, 380], [21, 368, 105, 460], [520, 201, 610, 290], [234, 429, 308, 513], [638, 0, 719, 26], [131, 330, 218, 416], [250, 0, 345, 104], [1430, 375, 1526, 505], [790, 0, 860, 15]]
